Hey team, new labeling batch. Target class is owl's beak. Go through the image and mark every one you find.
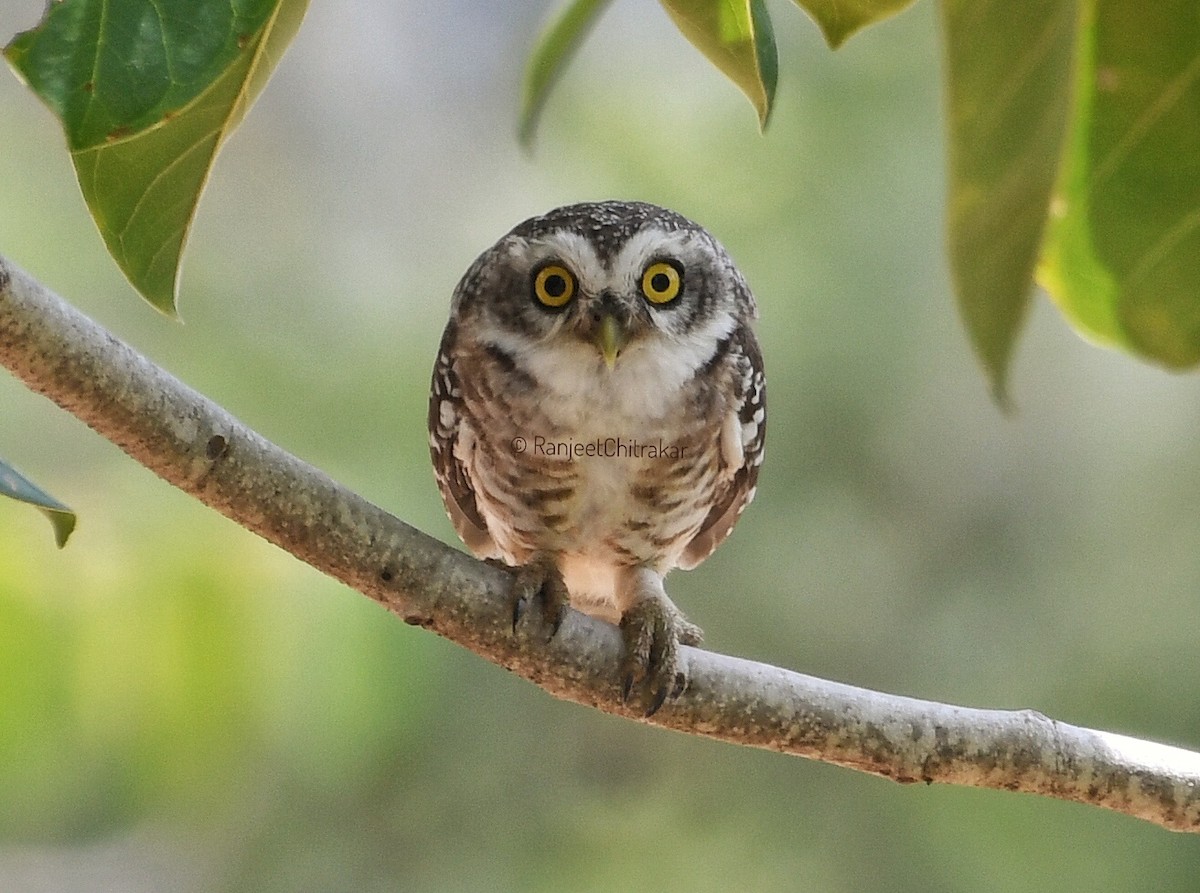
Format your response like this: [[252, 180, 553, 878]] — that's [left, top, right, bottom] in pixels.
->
[[594, 314, 628, 370]]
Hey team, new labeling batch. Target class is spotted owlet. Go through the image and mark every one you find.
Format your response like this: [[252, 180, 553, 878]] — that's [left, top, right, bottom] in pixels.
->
[[429, 201, 766, 713]]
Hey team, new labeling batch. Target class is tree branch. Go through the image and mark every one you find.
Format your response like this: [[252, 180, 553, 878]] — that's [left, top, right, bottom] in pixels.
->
[[3, 252, 1199, 833]]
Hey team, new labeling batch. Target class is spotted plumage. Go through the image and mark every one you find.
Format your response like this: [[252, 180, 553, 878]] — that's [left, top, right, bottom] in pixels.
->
[[429, 200, 765, 711]]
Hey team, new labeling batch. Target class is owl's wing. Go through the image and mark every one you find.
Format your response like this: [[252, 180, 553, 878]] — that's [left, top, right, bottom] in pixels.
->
[[428, 324, 499, 559], [679, 329, 766, 570]]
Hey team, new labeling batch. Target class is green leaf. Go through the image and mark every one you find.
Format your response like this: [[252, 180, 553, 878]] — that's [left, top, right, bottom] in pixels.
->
[[790, 0, 919, 49], [941, 0, 1078, 401], [4, 0, 310, 315], [520, 0, 616, 146], [658, 0, 778, 129], [1040, 0, 1200, 368], [0, 460, 76, 548]]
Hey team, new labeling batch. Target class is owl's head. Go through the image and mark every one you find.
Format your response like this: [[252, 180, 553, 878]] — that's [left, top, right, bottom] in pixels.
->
[[451, 201, 756, 372]]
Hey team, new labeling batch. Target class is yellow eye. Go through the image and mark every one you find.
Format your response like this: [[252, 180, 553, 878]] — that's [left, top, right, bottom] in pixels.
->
[[641, 261, 682, 304], [533, 264, 576, 308]]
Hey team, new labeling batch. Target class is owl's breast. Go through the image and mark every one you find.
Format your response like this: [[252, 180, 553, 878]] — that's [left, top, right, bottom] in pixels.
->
[[494, 387, 721, 556], [458, 331, 736, 606]]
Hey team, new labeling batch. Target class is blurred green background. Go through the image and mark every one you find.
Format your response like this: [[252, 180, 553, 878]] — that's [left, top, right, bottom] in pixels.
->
[[3, 1, 1200, 890]]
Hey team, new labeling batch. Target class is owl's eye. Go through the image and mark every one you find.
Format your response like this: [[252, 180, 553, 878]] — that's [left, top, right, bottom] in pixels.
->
[[640, 261, 682, 305], [533, 264, 576, 308]]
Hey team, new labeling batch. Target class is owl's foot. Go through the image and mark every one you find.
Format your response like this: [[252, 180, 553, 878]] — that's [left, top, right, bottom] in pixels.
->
[[619, 580, 704, 717], [505, 556, 569, 641]]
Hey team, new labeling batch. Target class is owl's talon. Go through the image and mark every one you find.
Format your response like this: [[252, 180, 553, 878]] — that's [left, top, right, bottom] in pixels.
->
[[619, 584, 703, 716], [645, 684, 671, 718], [511, 594, 529, 631], [621, 673, 636, 704], [508, 558, 568, 641], [671, 671, 687, 699]]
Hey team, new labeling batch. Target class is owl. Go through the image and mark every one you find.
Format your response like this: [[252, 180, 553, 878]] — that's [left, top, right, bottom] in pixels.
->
[[429, 201, 765, 714]]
